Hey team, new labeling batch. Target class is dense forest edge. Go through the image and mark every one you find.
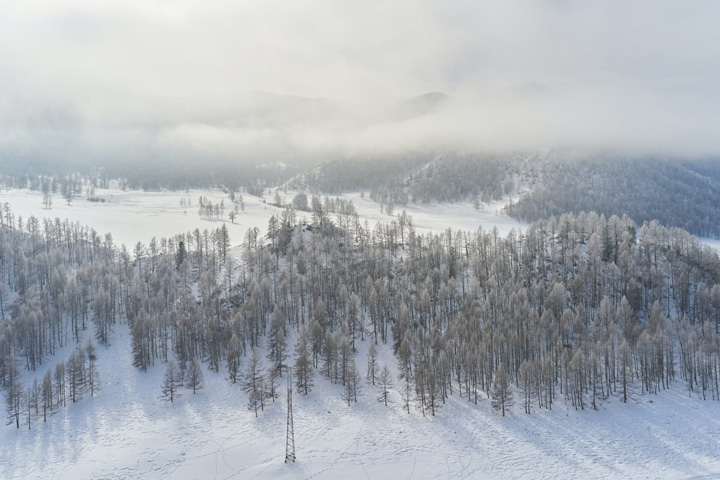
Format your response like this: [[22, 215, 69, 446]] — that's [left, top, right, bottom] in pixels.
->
[[2, 193, 720, 430]]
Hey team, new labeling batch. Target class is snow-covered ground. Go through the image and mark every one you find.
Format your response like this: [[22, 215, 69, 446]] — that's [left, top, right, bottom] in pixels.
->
[[332, 191, 525, 238], [699, 237, 720, 252], [2, 322, 720, 480], [0, 187, 279, 249], [0, 186, 526, 249]]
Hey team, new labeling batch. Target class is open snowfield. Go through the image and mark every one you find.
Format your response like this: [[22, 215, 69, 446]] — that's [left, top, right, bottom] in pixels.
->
[[700, 237, 720, 253], [0, 186, 279, 250], [0, 186, 526, 249], [327, 191, 525, 239], [2, 321, 720, 480]]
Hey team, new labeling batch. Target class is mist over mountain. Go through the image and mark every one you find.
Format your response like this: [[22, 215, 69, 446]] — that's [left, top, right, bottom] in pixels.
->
[[3, 78, 717, 183], [2, 1, 720, 174]]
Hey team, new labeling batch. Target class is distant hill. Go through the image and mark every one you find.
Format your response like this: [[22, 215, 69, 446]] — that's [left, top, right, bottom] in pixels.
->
[[394, 92, 451, 119], [290, 151, 720, 238]]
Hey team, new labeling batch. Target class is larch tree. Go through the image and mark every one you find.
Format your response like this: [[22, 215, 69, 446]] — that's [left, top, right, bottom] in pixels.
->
[[227, 333, 243, 384], [162, 360, 182, 402], [86, 337, 99, 397], [267, 306, 287, 375], [24, 385, 33, 430], [266, 368, 280, 404], [294, 331, 314, 395], [244, 347, 266, 417], [54, 361, 66, 408], [491, 365, 513, 417], [518, 360, 535, 414], [186, 358, 204, 395], [377, 364, 392, 406], [42, 369, 53, 422], [397, 334, 413, 414], [344, 360, 360, 406], [69, 348, 86, 403], [26, 378, 40, 429], [5, 354, 22, 428], [367, 342, 378, 386]]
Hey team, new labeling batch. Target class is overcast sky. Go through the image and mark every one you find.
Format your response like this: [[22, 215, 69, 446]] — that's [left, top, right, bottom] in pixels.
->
[[1, 0, 719, 159]]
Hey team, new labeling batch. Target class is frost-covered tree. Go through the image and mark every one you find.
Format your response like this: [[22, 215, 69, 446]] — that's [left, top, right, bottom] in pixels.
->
[[397, 334, 413, 414], [344, 360, 360, 406], [491, 365, 513, 417], [244, 347, 266, 417], [267, 306, 287, 375], [66, 348, 85, 403], [294, 331, 313, 395], [5, 354, 22, 428], [42, 369, 53, 422], [54, 361, 66, 408], [377, 364, 392, 406], [162, 360, 182, 403], [186, 358, 204, 395], [86, 337, 100, 397], [367, 342, 378, 386], [227, 333, 243, 384], [518, 360, 536, 415], [292, 192, 309, 211]]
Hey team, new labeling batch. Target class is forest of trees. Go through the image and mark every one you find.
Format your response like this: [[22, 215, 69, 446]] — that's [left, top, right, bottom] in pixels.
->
[[290, 153, 515, 208], [0, 163, 290, 196], [3, 195, 720, 429], [506, 156, 720, 239], [289, 154, 430, 195], [294, 153, 720, 239]]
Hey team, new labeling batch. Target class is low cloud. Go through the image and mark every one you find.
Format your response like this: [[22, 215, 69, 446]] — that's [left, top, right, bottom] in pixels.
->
[[1, 1, 719, 164]]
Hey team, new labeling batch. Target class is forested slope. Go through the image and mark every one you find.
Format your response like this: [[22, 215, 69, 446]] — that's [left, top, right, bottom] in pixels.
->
[[2, 199, 720, 434], [506, 156, 720, 238], [294, 153, 720, 238]]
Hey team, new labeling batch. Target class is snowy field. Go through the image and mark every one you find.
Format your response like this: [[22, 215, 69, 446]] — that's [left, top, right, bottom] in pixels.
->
[[3, 186, 720, 479], [328, 191, 525, 239], [0, 186, 279, 249], [2, 322, 720, 480], [0, 186, 526, 249], [700, 237, 720, 253]]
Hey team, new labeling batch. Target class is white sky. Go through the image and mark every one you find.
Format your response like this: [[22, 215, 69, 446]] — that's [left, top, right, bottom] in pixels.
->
[[1, 0, 719, 158]]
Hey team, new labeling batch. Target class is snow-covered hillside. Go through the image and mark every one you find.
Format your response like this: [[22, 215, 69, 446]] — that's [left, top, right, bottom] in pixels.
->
[[3, 318, 720, 480], [3, 187, 720, 480]]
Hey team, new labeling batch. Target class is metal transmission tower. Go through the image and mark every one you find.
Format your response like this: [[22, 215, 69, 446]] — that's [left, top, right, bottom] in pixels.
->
[[285, 367, 296, 463]]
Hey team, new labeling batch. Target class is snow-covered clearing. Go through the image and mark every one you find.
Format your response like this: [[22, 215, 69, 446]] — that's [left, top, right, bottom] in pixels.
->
[[0, 187, 526, 249], [328, 191, 525, 238], [0, 187, 278, 250], [700, 237, 720, 253], [2, 322, 720, 480]]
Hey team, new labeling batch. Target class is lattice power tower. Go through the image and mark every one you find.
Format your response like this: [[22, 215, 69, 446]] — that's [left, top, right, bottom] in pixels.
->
[[285, 367, 296, 462]]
